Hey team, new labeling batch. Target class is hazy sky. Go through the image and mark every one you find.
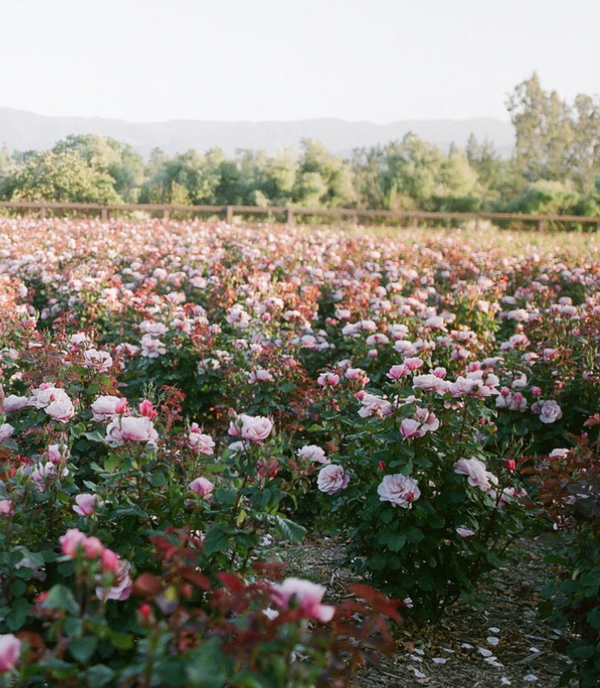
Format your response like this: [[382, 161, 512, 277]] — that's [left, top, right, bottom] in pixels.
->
[[2, 0, 598, 124]]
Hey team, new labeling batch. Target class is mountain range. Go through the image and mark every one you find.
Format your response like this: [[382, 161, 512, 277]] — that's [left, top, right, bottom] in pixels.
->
[[0, 107, 514, 159]]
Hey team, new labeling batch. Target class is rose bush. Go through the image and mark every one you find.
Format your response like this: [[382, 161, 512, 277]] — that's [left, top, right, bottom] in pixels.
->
[[0, 217, 598, 681]]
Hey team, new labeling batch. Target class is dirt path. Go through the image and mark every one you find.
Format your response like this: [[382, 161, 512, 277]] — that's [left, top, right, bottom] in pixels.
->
[[281, 536, 575, 687]]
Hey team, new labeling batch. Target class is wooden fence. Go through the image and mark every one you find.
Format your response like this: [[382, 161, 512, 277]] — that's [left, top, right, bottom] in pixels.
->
[[0, 201, 599, 231]]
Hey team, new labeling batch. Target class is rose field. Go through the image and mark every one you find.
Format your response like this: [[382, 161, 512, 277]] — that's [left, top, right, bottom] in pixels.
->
[[0, 217, 599, 687]]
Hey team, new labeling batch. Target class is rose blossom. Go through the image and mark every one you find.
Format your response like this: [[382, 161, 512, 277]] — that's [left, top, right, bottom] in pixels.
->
[[0, 634, 21, 672], [377, 474, 421, 508], [96, 559, 133, 601], [317, 464, 350, 494], [187, 423, 215, 455], [228, 414, 273, 443], [412, 374, 452, 395], [536, 399, 563, 424], [271, 577, 335, 622], [83, 348, 113, 373], [73, 493, 104, 517], [0, 424, 13, 443], [59, 528, 87, 556], [189, 477, 215, 499], [0, 500, 13, 516], [106, 416, 158, 444], [91, 395, 124, 421], [45, 396, 75, 423], [454, 457, 498, 492], [297, 445, 328, 464], [2, 395, 28, 412]]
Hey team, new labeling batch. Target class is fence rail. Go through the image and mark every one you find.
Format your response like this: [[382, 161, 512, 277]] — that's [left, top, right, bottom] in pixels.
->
[[0, 201, 599, 231]]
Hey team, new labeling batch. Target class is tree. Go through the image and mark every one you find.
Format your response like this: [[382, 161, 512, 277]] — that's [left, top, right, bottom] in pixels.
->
[[3, 149, 121, 204]]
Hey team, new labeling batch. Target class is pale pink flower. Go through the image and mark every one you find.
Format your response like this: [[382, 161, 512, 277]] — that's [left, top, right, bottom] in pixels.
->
[[0, 500, 13, 516], [189, 477, 215, 499], [317, 372, 340, 387], [59, 528, 87, 556], [247, 369, 274, 384], [404, 357, 424, 371], [454, 457, 498, 492], [91, 395, 124, 421], [400, 418, 423, 439], [106, 416, 158, 444], [317, 464, 350, 494], [140, 334, 166, 358], [228, 414, 273, 443], [187, 424, 215, 455], [358, 393, 393, 418], [0, 424, 13, 443], [537, 399, 563, 424], [456, 527, 476, 538], [297, 445, 327, 464], [96, 559, 133, 602], [377, 474, 420, 508], [271, 577, 335, 622], [413, 407, 439, 433], [0, 634, 21, 672], [2, 395, 28, 412], [413, 374, 452, 395], [45, 396, 75, 423], [73, 493, 104, 517], [387, 364, 409, 380], [83, 348, 113, 373], [47, 444, 68, 464]]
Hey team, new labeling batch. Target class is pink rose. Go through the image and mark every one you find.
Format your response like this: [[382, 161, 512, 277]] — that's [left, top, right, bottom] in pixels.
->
[[228, 414, 273, 443], [73, 493, 104, 517], [271, 577, 335, 622], [317, 464, 349, 494], [454, 457, 498, 492], [0, 424, 14, 443], [187, 424, 215, 455], [91, 395, 123, 421], [59, 528, 87, 556], [297, 445, 327, 464], [45, 395, 75, 423], [0, 500, 13, 516], [189, 477, 215, 499], [412, 374, 452, 394], [537, 399, 563, 424], [106, 416, 158, 444], [96, 559, 133, 601], [0, 634, 21, 672], [83, 348, 113, 373], [400, 418, 423, 439], [2, 395, 28, 412], [377, 474, 420, 508]]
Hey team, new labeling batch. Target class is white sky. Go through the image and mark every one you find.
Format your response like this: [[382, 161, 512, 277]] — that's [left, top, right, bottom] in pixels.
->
[[2, 0, 598, 124]]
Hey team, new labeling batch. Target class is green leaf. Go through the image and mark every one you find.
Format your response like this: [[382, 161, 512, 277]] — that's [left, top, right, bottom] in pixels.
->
[[43, 584, 80, 616], [87, 664, 115, 687], [85, 431, 106, 444], [274, 516, 306, 544], [186, 638, 228, 688], [387, 532, 406, 552], [69, 636, 98, 663], [406, 528, 424, 543], [203, 526, 230, 556]]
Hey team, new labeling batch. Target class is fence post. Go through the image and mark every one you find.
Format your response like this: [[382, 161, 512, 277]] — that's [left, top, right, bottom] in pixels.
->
[[538, 219, 545, 232], [475, 214, 480, 231], [411, 215, 418, 229], [163, 208, 170, 221], [226, 206, 233, 223], [40, 206, 47, 220], [596, 220, 600, 233], [101, 207, 108, 222], [286, 208, 294, 226]]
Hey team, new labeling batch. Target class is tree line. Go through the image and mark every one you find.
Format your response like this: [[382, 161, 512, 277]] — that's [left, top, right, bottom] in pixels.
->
[[0, 75, 598, 216]]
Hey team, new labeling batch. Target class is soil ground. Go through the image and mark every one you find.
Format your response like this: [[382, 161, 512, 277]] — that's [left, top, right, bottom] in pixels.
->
[[281, 536, 576, 688]]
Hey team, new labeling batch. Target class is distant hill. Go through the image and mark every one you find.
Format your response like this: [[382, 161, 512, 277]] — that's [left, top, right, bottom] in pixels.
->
[[0, 108, 514, 159]]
